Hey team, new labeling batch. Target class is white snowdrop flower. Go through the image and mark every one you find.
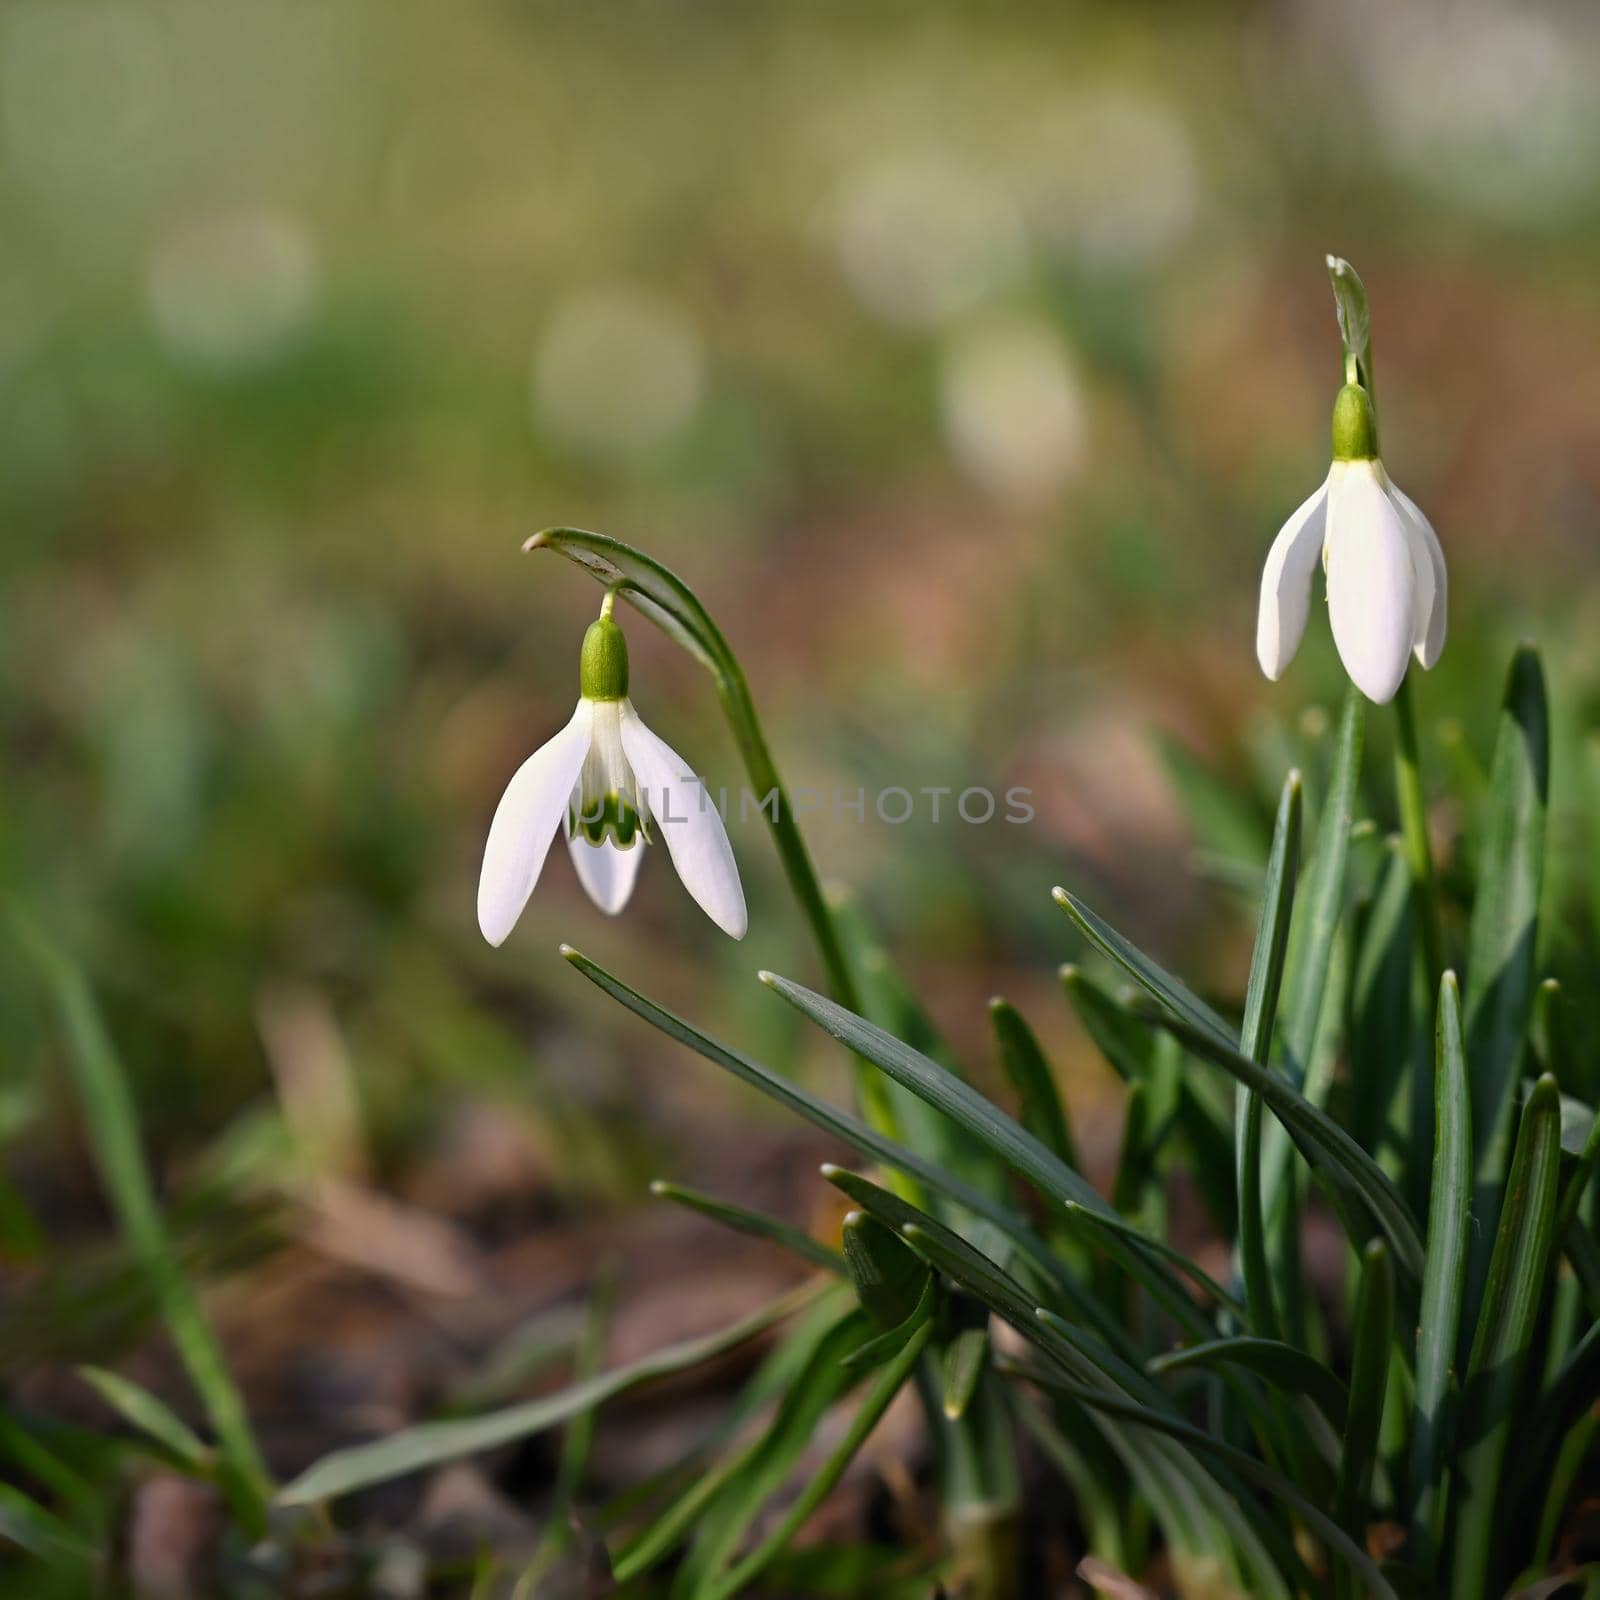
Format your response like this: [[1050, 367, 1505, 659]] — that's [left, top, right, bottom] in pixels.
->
[[478, 600, 746, 945], [1257, 382, 1446, 705]]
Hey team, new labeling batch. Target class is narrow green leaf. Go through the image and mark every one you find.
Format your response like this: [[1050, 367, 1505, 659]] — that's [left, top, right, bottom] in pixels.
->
[[832, 1174, 1295, 1596], [1058, 964, 1156, 1084], [832, 887, 994, 1195], [1062, 965, 1235, 1234], [1334, 1240, 1393, 1565], [841, 1277, 936, 1375], [278, 1283, 819, 1505], [1409, 971, 1471, 1564], [1111, 1082, 1152, 1217], [675, 1312, 868, 1598], [761, 970, 1215, 1337], [1141, 1008, 1424, 1284], [12, 913, 273, 1531], [841, 1210, 925, 1329], [822, 1168, 1164, 1411], [1348, 841, 1420, 1171], [77, 1366, 211, 1475], [1450, 1074, 1563, 1598], [989, 998, 1077, 1169], [650, 1181, 846, 1275], [611, 1296, 849, 1581], [1148, 1338, 1347, 1427], [1019, 1326, 1397, 1600], [1051, 890, 1237, 1053], [1061, 1202, 1245, 1320], [701, 1315, 932, 1600], [1464, 646, 1549, 1299], [0, 1481, 93, 1564], [561, 946, 1074, 1306], [1274, 687, 1362, 1102], [940, 1310, 989, 1422], [1237, 772, 1304, 1344]]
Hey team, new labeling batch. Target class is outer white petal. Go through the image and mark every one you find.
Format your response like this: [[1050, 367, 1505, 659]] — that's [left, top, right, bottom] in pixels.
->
[[567, 833, 646, 916], [619, 704, 747, 939], [1256, 472, 1332, 680], [477, 700, 594, 947], [1387, 478, 1447, 669], [1326, 462, 1416, 705]]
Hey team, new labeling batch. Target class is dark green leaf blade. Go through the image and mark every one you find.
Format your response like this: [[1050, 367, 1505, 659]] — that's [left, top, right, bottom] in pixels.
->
[[990, 998, 1077, 1169], [1148, 1338, 1347, 1426], [1408, 972, 1471, 1564], [1146, 1009, 1423, 1284], [1334, 1240, 1393, 1563], [650, 1181, 845, 1275], [1451, 1074, 1563, 1591], [1050, 890, 1237, 1053], [1464, 646, 1550, 1293], [1237, 771, 1304, 1342]]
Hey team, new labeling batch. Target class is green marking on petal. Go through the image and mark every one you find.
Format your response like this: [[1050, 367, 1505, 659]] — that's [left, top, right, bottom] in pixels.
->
[[571, 793, 649, 848]]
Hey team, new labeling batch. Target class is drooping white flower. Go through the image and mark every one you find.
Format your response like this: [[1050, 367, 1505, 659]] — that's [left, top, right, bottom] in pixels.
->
[[478, 605, 746, 945], [1257, 382, 1446, 705]]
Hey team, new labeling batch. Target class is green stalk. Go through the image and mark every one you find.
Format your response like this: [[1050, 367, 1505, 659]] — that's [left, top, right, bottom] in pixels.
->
[[13, 912, 273, 1532], [1393, 676, 1444, 986]]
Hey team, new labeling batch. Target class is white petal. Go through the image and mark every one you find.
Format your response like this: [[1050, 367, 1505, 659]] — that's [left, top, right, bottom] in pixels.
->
[[477, 700, 594, 947], [1326, 462, 1416, 705], [1388, 479, 1448, 669], [619, 704, 747, 939], [1256, 473, 1331, 680], [567, 833, 646, 916]]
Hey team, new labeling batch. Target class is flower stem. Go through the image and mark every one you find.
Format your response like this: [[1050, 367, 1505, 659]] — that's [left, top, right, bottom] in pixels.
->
[[707, 652, 906, 1143], [1394, 674, 1444, 985]]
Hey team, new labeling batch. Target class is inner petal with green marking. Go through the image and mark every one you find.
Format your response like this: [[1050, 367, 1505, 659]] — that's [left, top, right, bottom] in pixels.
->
[[569, 698, 649, 850]]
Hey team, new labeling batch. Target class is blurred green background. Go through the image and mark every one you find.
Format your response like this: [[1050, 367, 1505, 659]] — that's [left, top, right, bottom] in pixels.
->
[[3, 0, 1600, 1554]]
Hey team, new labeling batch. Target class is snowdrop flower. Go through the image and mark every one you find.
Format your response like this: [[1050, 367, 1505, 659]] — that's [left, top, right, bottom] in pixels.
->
[[1257, 382, 1447, 705], [478, 599, 746, 944]]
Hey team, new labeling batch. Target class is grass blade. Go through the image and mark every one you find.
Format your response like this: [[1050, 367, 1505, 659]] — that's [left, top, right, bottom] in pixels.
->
[[1061, 965, 1235, 1235], [1050, 890, 1237, 1054], [650, 1181, 846, 1275], [1142, 1008, 1424, 1284], [702, 1316, 933, 1600], [77, 1367, 211, 1475], [760, 970, 1215, 1337], [990, 998, 1077, 1169], [1017, 1328, 1396, 1600], [1450, 1074, 1562, 1598], [558, 946, 1080, 1314], [1148, 1338, 1347, 1426], [1408, 971, 1471, 1565], [1237, 772, 1304, 1343], [1463, 646, 1549, 1307], [1334, 1240, 1393, 1579], [12, 913, 273, 1531], [1061, 1202, 1244, 1320], [278, 1282, 818, 1505], [674, 1311, 869, 1597]]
